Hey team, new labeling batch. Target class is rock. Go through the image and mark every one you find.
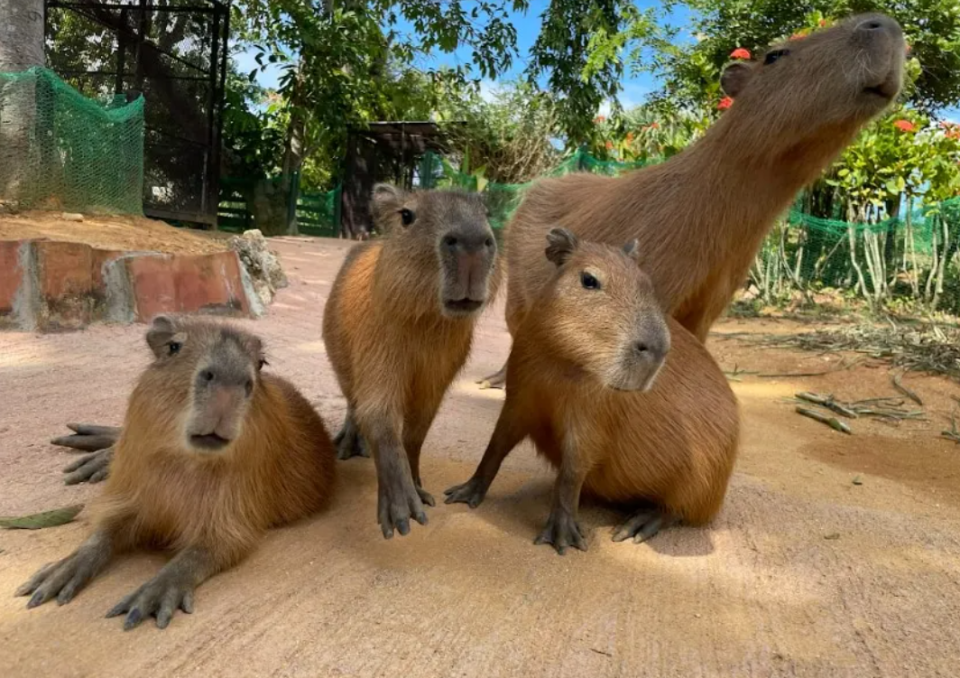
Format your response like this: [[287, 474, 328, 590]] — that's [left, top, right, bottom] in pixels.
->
[[62, 212, 84, 222], [228, 229, 288, 308]]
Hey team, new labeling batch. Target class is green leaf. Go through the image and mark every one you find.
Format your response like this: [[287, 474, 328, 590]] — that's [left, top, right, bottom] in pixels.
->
[[0, 504, 83, 530]]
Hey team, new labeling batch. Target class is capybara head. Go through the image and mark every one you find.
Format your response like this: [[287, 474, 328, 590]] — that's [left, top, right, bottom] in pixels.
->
[[720, 13, 905, 150], [539, 228, 670, 392], [371, 184, 498, 319], [144, 315, 266, 453]]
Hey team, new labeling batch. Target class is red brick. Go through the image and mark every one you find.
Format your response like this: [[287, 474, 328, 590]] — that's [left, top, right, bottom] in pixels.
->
[[126, 254, 177, 322], [175, 251, 249, 316]]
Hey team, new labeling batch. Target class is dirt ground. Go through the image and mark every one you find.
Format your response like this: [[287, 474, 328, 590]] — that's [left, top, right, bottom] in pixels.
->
[[1, 236, 959, 678], [0, 211, 229, 254]]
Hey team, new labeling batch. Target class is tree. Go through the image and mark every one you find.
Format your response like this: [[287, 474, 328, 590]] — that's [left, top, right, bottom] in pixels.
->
[[0, 0, 45, 203], [232, 0, 524, 234]]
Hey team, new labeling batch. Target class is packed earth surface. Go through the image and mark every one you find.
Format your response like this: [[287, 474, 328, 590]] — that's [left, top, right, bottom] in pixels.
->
[[1, 236, 959, 678]]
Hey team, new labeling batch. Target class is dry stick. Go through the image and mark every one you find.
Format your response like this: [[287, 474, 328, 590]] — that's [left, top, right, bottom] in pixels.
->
[[892, 372, 923, 406], [795, 406, 853, 434], [795, 392, 859, 418]]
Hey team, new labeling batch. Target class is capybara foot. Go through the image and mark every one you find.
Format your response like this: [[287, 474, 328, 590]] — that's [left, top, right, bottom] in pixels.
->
[[63, 447, 113, 485], [534, 509, 587, 555], [443, 475, 489, 508], [334, 424, 368, 460], [416, 484, 436, 507], [377, 472, 428, 539], [476, 364, 506, 390], [51, 423, 121, 452], [612, 508, 679, 544], [106, 570, 196, 631]]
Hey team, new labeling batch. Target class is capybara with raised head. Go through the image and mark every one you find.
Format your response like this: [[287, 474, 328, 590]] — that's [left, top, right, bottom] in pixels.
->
[[479, 13, 905, 388], [447, 229, 739, 554], [17, 315, 337, 629], [322, 184, 500, 538]]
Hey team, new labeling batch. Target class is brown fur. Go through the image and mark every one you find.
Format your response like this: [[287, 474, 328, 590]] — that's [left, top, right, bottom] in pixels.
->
[[17, 316, 336, 628], [502, 14, 905, 346], [322, 184, 500, 538], [446, 233, 738, 551]]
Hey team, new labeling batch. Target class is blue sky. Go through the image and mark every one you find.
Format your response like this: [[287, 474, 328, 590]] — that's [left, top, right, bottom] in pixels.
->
[[232, 2, 958, 121], [233, 0, 691, 114]]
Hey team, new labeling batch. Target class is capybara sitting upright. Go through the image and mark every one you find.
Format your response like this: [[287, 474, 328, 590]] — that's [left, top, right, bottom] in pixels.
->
[[323, 184, 500, 538], [17, 315, 337, 629], [480, 14, 905, 388], [447, 229, 739, 554]]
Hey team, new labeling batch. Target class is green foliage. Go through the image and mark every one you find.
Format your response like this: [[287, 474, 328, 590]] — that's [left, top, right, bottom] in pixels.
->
[[526, 0, 660, 147]]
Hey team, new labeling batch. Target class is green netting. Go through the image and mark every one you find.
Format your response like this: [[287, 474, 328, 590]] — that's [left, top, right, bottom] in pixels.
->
[[423, 149, 958, 256], [0, 67, 144, 214]]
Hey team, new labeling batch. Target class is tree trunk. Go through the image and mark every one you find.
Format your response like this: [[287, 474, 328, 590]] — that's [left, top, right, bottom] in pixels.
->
[[0, 0, 45, 203]]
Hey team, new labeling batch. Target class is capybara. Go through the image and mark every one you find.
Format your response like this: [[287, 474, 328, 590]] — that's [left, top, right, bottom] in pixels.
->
[[479, 14, 905, 388], [322, 184, 500, 538], [17, 315, 337, 629], [447, 229, 739, 554]]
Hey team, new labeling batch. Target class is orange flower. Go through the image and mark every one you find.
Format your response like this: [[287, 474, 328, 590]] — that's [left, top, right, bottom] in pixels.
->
[[625, 132, 635, 142], [894, 119, 916, 133], [818, 19, 827, 27], [729, 47, 751, 60], [594, 115, 606, 124], [605, 141, 613, 150], [905, 43, 911, 54], [717, 97, 733, 111], [649, 122, 659, 129], [947, 129, 960, 141]]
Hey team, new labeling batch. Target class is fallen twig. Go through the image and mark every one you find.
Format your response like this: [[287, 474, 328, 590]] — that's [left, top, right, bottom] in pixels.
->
[[796, 406, 852, 434], [892, 373, 923, 406]]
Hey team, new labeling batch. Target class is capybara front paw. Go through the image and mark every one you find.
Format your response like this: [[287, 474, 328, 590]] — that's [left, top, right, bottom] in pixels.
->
[[63, 447, 113, 485], [443, 475, 488, 508], [534, 511, 588, 555], [612, 508, 679, 544], [377, 477, 428, 539], [415, 484, 436, 507], [17, 552, 99, 608], [106, 572, 196, 631], [334, 427, 368, 460]]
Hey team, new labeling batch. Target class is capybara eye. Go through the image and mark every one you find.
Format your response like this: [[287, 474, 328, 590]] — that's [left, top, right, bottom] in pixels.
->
[[444, 235, 459, 249], [764, 49, 789, 65], [400, 208, 415, 226], [581, 272, 601, 290], [168, 342, 181, 356], [258, 359, 268, 371]]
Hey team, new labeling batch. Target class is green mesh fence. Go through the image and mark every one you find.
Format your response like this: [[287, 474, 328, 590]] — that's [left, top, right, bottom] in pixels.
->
[[0, 67, 144, 214]]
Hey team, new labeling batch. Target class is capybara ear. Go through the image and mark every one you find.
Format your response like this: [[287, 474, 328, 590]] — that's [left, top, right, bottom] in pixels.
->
[[720, 61, 756, 98], [370, 183, 405, 219], [545, 227, 579, 267], [622, 238, 640, 263], [146, 314, 180, 358]]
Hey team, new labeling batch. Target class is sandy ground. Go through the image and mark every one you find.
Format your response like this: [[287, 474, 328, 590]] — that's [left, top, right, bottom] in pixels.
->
[[1, 236, 959, 678], [0, 211, 229, 254]]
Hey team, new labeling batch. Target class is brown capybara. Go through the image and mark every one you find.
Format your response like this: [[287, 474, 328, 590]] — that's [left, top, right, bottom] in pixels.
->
[[447, 229, 739, 554], [322, 184, 500, 538], [17, 315, 337, 629], [479, 13, 905, 388]]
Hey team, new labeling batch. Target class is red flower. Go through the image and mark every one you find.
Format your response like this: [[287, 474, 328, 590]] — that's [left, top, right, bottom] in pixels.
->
[[729, 47, 751, 60], [717, 97, 733, 111], [818, 19, 827, 27], [594, 115, 606, 124], [894, 119, 917, 133], [605, 141, 613, 150]]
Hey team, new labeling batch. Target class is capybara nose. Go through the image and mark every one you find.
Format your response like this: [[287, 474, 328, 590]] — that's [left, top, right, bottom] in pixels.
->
[[443, 231, 493, 255], [854, 14, 902, 39]]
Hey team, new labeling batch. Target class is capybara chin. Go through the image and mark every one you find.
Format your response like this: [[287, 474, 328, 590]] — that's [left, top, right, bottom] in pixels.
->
[[17, 315, 336, 630], [479, 13, 905, 388], [446, 229, 739, 555], [322, 184, 500, 539]]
